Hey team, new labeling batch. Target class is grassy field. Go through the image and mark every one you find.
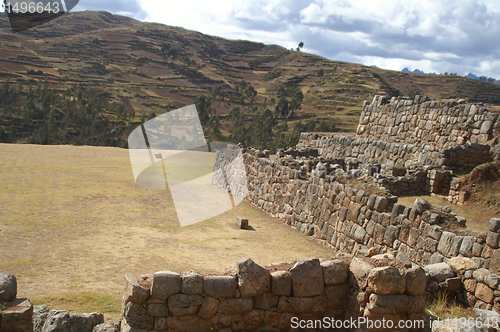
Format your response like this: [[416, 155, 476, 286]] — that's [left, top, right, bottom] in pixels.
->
[[0, 143, 335, 319]]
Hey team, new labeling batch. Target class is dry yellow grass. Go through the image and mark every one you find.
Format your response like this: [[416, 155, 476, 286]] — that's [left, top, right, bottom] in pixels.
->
[[0, 143, 335, 319]]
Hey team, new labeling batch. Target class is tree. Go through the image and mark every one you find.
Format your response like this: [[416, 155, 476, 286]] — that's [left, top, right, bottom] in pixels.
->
[[297, 41, 304, 51]]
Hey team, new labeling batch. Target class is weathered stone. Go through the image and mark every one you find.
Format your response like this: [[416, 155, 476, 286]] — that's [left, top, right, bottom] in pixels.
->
[[197, 296, 218, 320], [235, 216, 248, 229], [366, 294, 410, 315], [1, 298, 33, 332], [252, 292, 279, 310], [395, 251, 412, 268], [277, 296, 312, 314], [166, 315, 210, 332], [489, 218, 500, 233], [181, 270, 203, 295], [459, 237, 475, 257], [424, 263, 455, 282], [445, 277, 462, 292], [151, 271, 181, 300], [168, 294, 203, 316], [349, 257, 374, 289], [374, 196, 388, 212], [367, 266, 405, 295], [203, 276, 237, 299], [475, 283, 494, 303], [414, 198, 431, 214], [429, 252, 444, 264], [447, 257, 478, 273], [217, 298, 253, 315], [324, 284, 348, 309], [405, 266, 427, 296], [290, 257, 324, 297], [124, 274, 149, 304], [42, 310, 105, 332], [0, 273, 17, 302], [231, 257, 270, 298], [437, 231, 456, 257], [33, 305, 50, 332], [464, 279, 477, 293], [484, 273, 500, 289], [321, 259, 348, 285], [473, 268, 491, 283], [486, 232, 499, 249], [92, 321, 121, 332], [270, 271, 291, 296], [146, 302, 169, 317], [473, 308, 500, 326]]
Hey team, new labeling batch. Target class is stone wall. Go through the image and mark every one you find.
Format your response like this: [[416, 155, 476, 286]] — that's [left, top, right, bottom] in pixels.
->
[[121, 257, 426, 332], [298, 132, 493, 170], [298, 95, 500, 169], [242, 152, 500, 276], [357, 95, 499, 150]]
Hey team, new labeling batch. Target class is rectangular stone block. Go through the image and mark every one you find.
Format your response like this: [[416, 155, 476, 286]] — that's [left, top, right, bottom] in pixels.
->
[[235, 216, 249, 229], [0, 298, 33, 332]]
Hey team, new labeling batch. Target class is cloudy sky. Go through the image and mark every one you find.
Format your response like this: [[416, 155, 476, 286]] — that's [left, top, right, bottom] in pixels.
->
[[72, 0, 500, 79]]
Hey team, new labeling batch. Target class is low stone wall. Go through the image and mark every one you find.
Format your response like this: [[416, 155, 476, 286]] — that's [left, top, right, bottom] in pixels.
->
[[121, 257, 426, 332]]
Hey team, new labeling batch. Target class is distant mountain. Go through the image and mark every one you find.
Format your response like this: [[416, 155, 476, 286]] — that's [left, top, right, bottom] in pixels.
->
[[467, 73, 497, 84], [402, 68, 437, 75]]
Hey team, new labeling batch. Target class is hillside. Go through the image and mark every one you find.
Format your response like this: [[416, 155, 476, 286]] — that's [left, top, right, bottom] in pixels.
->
[[1, 10, 500, 148]]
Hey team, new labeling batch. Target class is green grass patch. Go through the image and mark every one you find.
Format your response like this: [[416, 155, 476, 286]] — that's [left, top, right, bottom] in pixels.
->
[[31, 291, 121, 315]]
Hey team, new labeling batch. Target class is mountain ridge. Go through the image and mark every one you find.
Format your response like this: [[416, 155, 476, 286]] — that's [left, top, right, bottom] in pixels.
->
[[1, 10, 500, 147]]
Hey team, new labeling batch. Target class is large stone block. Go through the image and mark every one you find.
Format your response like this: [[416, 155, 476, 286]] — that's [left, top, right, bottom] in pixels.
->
[[252, 292, 279, 310], [203, 276, 237, 298], [217, 298, 253, 315], [277, 296, 312, 314], [0, 298, 33, 332], [489, 218, 500, 233], [367, 266, 406, 295], [366, 294, 410, 315], [168, 294, 203, 316], [405, 266, 427, 296], [349, 257, 374, 289], [181, 270, 203, 295], [271, 271, 291, 296], [124, 274, 149, 304], [290, 258, 324, 297], [424, 263, 455, 282], [475, 283, 494, 304], [43, 310, 105, 332], [151, 271, 181, 300], [0, 273, 17, 302], [437, 231, 456, 257], [321, 259, 348, 285], [230, 257, 270, 298], [197, 296, 218, 320]]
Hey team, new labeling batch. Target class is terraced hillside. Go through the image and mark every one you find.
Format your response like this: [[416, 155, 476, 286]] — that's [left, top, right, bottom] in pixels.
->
[[1, 10, 500, 146]]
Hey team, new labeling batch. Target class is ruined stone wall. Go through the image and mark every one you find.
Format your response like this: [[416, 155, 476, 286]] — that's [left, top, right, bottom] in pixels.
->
[[121, 257, 426, 332], [243, 153, 500, 276], [298, 95, 499, 169]]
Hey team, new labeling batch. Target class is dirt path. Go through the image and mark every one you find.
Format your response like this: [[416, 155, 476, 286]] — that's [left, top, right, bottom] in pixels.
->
[[0, 143, 335, 318]]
